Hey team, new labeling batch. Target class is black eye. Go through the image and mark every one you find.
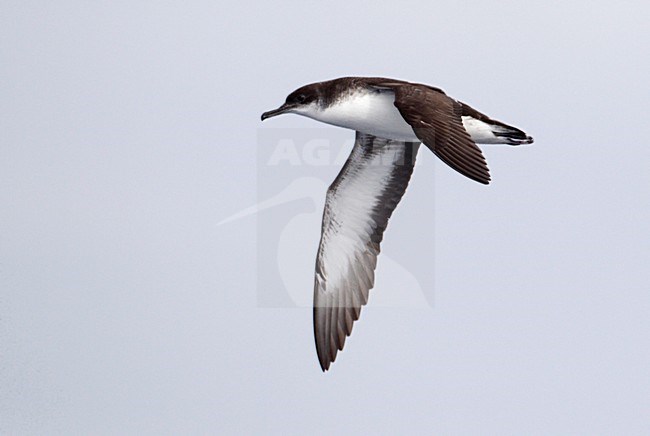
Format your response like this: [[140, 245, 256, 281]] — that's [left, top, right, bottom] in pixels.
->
[[295, 94, 306, 103]]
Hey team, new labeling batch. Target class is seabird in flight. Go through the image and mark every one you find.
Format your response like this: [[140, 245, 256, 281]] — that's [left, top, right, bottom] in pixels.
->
[[261, 77, 533, 371]]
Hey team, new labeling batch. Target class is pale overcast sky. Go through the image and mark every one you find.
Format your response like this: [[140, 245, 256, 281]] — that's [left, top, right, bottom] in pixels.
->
[[1, 1, 649, 434]]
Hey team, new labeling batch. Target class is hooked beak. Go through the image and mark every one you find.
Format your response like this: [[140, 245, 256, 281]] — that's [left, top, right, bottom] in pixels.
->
[[261, 103, 293, 121]]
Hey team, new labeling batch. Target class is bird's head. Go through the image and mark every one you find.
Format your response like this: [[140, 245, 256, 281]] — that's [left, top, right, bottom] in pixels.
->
[[261, 83, 322, 121]]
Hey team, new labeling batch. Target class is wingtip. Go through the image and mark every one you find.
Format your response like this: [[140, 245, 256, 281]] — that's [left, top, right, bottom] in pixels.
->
[[318, 356, 331, 372], [470, 173, 490, 185], [315, 337, 334, 372]]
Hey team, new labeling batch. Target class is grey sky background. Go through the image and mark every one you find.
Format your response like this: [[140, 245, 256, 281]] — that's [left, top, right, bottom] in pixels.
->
[[2, 1, 649, 434]]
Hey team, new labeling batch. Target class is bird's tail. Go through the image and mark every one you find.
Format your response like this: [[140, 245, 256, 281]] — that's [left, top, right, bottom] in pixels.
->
[[459, 101, 534, 145], [488, 122, 534, 145]]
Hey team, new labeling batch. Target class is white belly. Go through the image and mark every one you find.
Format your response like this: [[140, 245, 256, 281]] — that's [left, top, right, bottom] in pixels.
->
[[305, 91, 420, 141]]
